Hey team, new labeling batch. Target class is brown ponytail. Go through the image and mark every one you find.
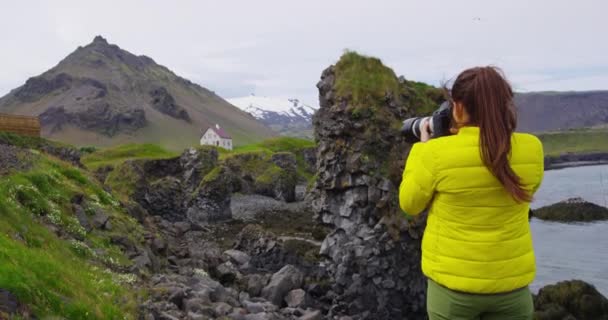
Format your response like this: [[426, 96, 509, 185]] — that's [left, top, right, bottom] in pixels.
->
[[451, 66, 531, 202]]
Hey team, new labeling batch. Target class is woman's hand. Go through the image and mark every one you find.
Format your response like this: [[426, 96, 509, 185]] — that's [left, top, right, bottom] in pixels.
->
[[420, 118, 431, 142]]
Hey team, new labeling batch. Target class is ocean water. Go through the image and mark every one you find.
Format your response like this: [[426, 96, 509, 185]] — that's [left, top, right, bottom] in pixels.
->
[[529, 164, 608, 295]]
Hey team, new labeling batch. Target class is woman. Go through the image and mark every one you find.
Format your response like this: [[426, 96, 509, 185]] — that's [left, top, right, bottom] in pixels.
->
[[399, 66, 544, 320]]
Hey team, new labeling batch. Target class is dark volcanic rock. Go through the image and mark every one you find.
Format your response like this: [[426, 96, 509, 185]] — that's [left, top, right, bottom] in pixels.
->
[[14, 73, 73, 103], [179, 147, 219, 191], [143, 177, 185, 222], [534, 280, 608, 320], [40, 103, 147, 136], [0, 289, 21, 318], [0, 144, 35, 176], [309, 63, 426, 319], [535, 198, 608, 222], [261, 265, 304, 306], [150, 87, 191, 122], [187, 166, 234, 224], [224, 151, 298, 202]]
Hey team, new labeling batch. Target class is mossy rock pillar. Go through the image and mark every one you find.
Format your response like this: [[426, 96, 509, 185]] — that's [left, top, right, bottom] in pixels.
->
[[311, 54, 427, 319]]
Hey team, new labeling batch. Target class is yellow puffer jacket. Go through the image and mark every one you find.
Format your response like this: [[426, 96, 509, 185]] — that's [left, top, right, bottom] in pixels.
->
[[399, 126, 544, 294]]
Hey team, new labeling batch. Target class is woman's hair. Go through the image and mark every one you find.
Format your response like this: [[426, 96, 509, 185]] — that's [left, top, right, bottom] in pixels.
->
[[450, 66, 531, 202]]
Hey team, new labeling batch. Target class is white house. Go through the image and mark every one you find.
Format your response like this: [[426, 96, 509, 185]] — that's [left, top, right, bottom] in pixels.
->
[[200, 124, 233, 150]]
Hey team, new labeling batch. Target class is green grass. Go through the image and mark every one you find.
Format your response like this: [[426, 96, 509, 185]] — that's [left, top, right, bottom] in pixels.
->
[[82, 143, 178, 170], [0, 155, 143, 318], [334, 50, 402, 108], [536, 129, 608, 156], [0, 132, 70, 151], [228, 137, 316, 182]]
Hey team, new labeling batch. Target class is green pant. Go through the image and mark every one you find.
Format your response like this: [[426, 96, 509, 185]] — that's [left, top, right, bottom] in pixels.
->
[[427, 279, 534, 320]]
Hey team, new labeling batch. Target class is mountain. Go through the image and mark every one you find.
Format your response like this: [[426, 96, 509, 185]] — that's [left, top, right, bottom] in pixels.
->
[[516, 91, 608, 132], [0, 36, 275, 150], [228, 95, 317, 138]]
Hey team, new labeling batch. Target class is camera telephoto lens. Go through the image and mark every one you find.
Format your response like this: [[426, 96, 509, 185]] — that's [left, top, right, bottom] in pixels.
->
[[402, 117, 427, 143]]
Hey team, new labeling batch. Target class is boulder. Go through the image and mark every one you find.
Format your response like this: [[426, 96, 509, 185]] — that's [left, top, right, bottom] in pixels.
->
[[299, 310, 322, 320], [91, 207, 110, 229], [216, 261, 240, 285], [223, 249, 251, 266], [72, 204, 92, 232], [285, 289, 306, 308], [261, 265, 304, 306], [534, 280, 608, 320]]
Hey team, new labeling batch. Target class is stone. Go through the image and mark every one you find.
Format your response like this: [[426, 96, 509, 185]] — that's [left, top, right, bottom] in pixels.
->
[[299, 310, 322, 320], [261, 265, 304, 306], [184, 298, 208, 313], [224, 249, 251, 265], [285, 289, 306, 308], [244, 312, 273, 320], [213, 301, 233, 316], [168, 287, 186, 310], [0, 289, 20, 317], [246, 274, 268, 297], [186, 312, 206, 320], [91, 208, 110, 229], [72, 204, 92, 232]]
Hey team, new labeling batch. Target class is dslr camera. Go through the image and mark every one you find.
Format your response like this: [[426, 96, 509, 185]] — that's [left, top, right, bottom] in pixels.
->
[[401, 101, 452, 143]]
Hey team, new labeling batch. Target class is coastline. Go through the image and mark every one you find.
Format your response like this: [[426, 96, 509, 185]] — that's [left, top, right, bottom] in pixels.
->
[[544, 152, 608, 171]]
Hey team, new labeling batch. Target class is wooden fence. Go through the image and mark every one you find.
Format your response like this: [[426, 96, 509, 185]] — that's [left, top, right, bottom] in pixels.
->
[[0, 113, 41, 137]]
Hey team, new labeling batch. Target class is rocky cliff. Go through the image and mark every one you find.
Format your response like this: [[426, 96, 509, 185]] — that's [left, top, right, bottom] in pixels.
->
[[310, 51, 430, 319], [0, 36, 275, 149]]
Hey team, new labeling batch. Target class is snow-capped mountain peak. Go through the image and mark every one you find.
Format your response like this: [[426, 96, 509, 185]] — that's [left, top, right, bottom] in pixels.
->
[[227, 95, 317, 120], [227, 95, 317, 137]]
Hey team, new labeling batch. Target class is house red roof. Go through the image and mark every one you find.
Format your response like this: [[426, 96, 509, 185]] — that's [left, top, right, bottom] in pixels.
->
[[205, 125, 231, 139]]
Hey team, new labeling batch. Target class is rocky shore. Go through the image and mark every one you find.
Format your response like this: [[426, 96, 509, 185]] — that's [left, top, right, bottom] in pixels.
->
[[544, 152, 608, 170], [2, 52, 608, 319]]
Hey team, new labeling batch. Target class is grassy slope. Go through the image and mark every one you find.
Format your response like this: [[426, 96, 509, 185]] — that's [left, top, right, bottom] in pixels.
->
[[82, 143, 178, 170], [536, 129, 608, 156], [0, 152, 142, 318]]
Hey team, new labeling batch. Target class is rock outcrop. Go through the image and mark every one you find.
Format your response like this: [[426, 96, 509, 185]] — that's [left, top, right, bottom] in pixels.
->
[[534, 198, 608, 222], [534, 280, 608, 320], [310, 52, 429, 319], [149, 86, 191, 122]]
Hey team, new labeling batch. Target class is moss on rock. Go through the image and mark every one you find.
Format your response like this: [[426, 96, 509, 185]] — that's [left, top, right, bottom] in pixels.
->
[[534, 198, 608, 222], [534, 280, 608, 320]]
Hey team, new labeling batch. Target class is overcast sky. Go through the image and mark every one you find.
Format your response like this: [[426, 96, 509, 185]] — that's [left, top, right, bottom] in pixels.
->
[[1, 0, 607, 106]]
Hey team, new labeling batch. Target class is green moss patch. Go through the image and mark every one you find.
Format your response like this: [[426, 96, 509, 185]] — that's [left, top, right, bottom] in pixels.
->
[[334, 50, 402, 107]]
